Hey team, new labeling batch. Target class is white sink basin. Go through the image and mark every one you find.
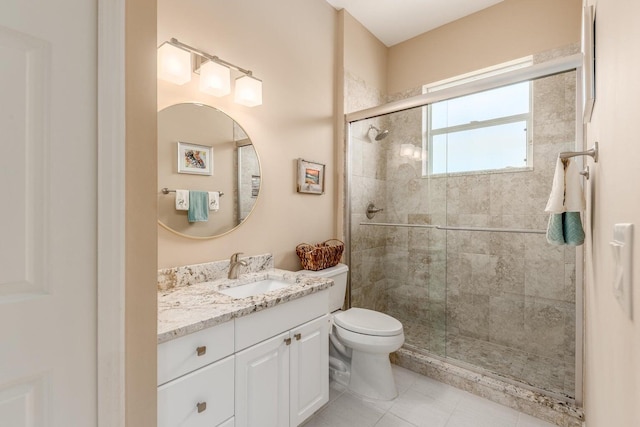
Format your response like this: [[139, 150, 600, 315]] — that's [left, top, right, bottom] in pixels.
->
[[218, 279, 292, 299]]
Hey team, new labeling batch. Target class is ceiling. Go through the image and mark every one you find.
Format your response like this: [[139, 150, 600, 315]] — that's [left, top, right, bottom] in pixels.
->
[[326, 0, 504, 47]]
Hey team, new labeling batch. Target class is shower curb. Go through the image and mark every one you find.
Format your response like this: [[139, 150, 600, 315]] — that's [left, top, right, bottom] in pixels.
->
[[391, 348, 584, 427]]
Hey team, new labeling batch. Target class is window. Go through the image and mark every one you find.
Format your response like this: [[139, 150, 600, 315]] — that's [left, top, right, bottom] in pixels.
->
[[423, 59, 532, 175]]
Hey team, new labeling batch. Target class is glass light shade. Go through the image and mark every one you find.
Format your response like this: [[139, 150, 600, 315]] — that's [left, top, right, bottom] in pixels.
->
[[412, 146, 423, 160], [400, 144, 415, 158], [157, 43, 192, 85], [234, 75, 263, 107], [199, 60, 231, 96]]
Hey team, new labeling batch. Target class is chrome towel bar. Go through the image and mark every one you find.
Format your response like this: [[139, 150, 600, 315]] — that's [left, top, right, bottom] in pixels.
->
[[359, 222, 546, 235], [161, 187, 225, 197]]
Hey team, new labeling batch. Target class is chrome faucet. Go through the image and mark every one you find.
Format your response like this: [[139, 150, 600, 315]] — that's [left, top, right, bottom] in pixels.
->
[[228, 252, 248, 279]]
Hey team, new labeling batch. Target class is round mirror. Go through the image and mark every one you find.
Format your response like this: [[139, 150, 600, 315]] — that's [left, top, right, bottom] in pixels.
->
[[158, 103, 261, 239]]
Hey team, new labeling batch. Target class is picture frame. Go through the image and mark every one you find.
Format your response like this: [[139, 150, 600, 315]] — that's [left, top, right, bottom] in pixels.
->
[[177, 141, 213, 175], [582, 4, 596, 123], [297, 158, 325, 195]]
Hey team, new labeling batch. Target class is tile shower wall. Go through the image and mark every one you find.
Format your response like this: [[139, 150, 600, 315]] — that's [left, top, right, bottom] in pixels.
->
[[347, 70, 390, 312], [348, 46, 578, 399]]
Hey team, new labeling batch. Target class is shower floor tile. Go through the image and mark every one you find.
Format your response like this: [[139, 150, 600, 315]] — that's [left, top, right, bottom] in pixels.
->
[[386, 312, 575, 398], [302, 365, 558, 427]]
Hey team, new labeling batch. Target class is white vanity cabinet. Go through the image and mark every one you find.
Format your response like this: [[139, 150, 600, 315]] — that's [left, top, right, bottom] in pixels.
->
[[234, 289, 330, 427], [158, 320, 235, 427], [235, 314, 329, 427], [158, 288, 330, 427]]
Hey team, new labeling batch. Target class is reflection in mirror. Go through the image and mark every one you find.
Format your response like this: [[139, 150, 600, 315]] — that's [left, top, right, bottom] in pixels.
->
[[158, 103, 260, 238]]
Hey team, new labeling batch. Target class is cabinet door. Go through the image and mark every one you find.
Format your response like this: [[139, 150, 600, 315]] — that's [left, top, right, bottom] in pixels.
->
[[235, 331, 290, 427], [290, 314, 329, 426]]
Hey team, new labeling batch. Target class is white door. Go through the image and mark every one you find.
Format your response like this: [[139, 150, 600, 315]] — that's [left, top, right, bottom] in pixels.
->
[[235, 332, 290, 427], [0, 0, 98, 425], [289, 315, 329, 426]]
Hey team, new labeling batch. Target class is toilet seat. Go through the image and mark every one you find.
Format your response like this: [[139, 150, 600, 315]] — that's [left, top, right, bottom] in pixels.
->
[[334, 308, 403, 337]]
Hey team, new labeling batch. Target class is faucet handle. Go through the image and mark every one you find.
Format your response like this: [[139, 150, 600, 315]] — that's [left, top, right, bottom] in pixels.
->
[[230, 252, 244, 263]]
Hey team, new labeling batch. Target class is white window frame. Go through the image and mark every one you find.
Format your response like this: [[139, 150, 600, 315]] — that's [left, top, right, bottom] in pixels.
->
[[421, 57, 533, 176]]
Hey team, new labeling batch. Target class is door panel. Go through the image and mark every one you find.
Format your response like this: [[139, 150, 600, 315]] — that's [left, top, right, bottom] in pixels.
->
[[0, 25, 48, 298], [0, 1, 98, 425]]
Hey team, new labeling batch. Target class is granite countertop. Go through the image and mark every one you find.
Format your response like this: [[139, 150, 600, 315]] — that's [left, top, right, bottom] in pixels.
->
[[158, 268, 333, 344]]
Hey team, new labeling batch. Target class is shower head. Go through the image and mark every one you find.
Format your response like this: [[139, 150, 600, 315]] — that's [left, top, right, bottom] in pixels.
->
[[368, 125, 390, 141]]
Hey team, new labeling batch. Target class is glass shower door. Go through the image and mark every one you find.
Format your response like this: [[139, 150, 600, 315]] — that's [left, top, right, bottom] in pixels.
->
[[347, 65, 579, 400]]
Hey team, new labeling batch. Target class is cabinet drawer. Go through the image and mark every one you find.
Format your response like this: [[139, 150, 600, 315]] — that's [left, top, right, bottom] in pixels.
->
[[218, 417, 234, 427], [235, 289, 328, 351], [158, 320, 234, 386], [158, 355, 234, 427]]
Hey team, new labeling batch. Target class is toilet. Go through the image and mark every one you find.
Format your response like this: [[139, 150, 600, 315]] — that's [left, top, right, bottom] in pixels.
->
[[299, 263, 404, 401]]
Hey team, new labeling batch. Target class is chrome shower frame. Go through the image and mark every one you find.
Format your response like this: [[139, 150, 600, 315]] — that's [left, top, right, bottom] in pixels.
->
[[343, 53, 585, 406]]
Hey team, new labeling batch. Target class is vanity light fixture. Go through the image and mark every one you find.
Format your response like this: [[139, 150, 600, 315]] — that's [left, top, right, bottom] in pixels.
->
[[199, 60, 231, 96], [157, 42, 192, 85], [234, 75, 263, 107], [157, 38, 263, 107]]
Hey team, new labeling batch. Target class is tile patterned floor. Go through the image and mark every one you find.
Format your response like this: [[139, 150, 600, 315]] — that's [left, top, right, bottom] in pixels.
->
[[302, 365, 558, 427]]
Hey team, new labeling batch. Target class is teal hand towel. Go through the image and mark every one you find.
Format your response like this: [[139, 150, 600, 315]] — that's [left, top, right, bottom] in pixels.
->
[[188, 191, 209, 223], [546, 212, 584, 246], [546, 214, 565, 245], [563, 212, 585, 246]]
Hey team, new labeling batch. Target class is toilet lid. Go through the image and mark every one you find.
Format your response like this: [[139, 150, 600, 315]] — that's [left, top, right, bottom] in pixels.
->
[[334, 308, 403, 337]]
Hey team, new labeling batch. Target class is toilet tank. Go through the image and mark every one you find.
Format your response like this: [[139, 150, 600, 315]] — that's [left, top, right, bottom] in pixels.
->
[[298, 263, 349, 312]]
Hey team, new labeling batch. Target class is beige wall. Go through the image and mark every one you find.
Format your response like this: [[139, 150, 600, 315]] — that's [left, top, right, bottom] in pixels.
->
[[342, 11, 388, 96], [157, 0, 337, 270], [125, 0, 158, 425], [388, 0, 582, 94], [584, 0, 640, 425]]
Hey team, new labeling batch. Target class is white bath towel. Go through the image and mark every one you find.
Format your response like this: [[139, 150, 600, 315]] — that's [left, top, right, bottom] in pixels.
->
[[175, 189, 189, 211], [544, 157, 585, 214], [208, 191, 220, 211]]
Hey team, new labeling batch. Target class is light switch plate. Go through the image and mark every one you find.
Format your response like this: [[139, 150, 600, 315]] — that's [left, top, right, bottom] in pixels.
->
[[610, 223, 633, 319]]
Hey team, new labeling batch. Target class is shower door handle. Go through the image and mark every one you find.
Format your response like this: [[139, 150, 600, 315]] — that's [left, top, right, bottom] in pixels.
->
[[366, 203, 384, 219]]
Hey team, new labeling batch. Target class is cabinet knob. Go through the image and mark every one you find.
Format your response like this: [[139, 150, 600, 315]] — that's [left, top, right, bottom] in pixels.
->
[[196, 346, 207, 356], [196, 401, 207, 413], [284, 337, 292, 346], [294, 333, 302, 341]]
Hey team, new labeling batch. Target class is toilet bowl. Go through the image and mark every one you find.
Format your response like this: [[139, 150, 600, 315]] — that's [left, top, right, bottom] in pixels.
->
[[298, 264, 405, 400]]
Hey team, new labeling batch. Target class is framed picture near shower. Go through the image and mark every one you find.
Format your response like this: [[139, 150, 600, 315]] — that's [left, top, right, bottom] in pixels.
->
[[582, 4, 596, 123], [297, 158, 325, 195], [177, 141, 213, 175]]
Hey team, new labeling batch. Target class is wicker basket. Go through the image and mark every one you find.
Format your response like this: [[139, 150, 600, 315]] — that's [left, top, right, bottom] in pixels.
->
[[295, 239, 344, 271]]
